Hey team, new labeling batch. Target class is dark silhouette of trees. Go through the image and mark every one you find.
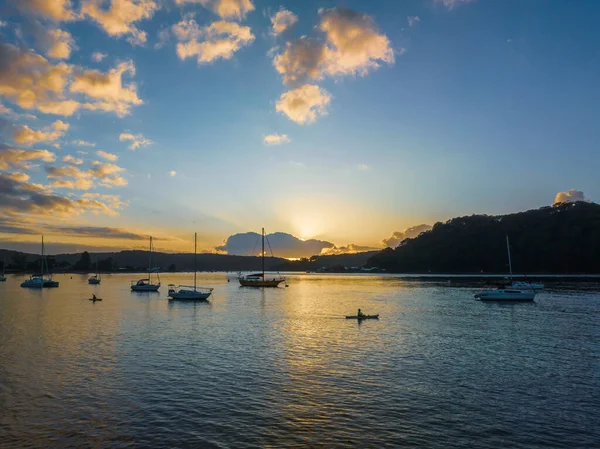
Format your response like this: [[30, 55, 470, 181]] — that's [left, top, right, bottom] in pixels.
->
[[367, 202, 600, 273], [74, 251, 91, 271]]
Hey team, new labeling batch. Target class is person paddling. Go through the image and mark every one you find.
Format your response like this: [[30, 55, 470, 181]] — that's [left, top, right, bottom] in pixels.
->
[[357, 308, 364, 317]]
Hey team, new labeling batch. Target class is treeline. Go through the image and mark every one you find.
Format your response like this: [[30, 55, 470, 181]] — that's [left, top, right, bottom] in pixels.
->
[[367, 201, 600, 274]]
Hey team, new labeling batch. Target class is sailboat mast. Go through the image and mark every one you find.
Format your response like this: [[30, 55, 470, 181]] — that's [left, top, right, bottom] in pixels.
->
[[506, 234, 513, 280], [149, 236, 152, 281], [194, 232, 197, 291], [41, 235, 45, 276], [262, 227, 265, 278]]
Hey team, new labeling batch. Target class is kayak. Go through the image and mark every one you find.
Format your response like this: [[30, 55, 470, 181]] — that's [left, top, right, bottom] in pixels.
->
[[346, 314, 379, 320], [89, 298, 103, 301]]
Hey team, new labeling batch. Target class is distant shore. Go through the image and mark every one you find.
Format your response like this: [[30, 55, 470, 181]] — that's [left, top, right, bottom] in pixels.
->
[[5, 271, 600, 282]]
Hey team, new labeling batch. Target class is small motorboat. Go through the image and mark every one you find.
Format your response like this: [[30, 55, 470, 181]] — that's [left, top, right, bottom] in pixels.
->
[[345, 314, 379, 320]]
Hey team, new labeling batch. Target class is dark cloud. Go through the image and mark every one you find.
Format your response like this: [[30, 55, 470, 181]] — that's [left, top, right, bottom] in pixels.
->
[[320, 243, 380, 256], [383, 224, 432, 248], [216, 231, 334, 258], [50, 226, 149, 240]]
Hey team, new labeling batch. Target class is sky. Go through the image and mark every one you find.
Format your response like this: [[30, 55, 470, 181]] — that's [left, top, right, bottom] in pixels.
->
[[0, 0, 599, 256]]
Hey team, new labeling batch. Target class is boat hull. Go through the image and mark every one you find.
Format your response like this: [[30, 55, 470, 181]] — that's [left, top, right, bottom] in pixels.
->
[[131, 284, 160, 292], [168, 291, 212, 300], [239, 279, 284, 287], [475, 290, 535, 301], [21, 279, 59, 288], [346, 315, 379, 320]]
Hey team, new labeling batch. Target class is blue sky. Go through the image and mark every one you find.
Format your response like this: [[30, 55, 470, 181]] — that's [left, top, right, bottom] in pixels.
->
[[0, 0, 599, 255]]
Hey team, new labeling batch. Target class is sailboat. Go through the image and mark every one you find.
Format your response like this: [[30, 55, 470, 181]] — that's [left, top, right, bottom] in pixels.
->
[[88, 257, 101, 284], [21, 236, 59, 288], [168, 233, 213, 300], [0, 254, 6, 282], [239, 228, 285, 287], [474, 235, 535, 301], [131, 236, 160, 292]]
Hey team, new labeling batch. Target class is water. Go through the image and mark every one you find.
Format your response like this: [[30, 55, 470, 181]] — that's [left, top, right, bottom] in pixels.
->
[[0, 273, 599, 448]]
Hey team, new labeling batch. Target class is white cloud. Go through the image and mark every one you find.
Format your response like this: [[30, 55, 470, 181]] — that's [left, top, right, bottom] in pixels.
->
[[356, 163, 369, 171], [175, 0, 255, 20], [554, 190, 588, 204], [437, 0, 476, 10], [173, 19, 254, 64], [72, 139, 95, 147], [96, 150, 118, 161], [264, 134, 291, 145], [383, 224, 432, 248], [408, 16, 421, 27], [119, 132, 152, 150], [91, 51, 107, 62], [270, 8, 298, 36], [81, 0, 158, 45], [13, 120, 69, 145], [276, 84, 332, 125]]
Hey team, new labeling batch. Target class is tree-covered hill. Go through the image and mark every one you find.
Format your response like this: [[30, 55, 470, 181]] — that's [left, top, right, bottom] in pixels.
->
[[367, 202, 600, 274]]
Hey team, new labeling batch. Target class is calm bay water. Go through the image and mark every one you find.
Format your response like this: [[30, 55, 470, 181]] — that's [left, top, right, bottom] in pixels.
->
[[0, 273, 599, 448]]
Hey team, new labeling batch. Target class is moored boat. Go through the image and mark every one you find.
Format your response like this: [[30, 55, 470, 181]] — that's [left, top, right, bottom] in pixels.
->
[[474, 235, 535, 302], [20, 236, 59, 288], [88, 258, 101, 284], [474, 289, 535, 301], [131, 236, 160, 292], [168, 233, 213, 300], [238, 228, 285, 288]]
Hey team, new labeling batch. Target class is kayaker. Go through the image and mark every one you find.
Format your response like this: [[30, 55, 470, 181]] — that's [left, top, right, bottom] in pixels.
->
[[92, 294, 97, 301], [357, 308, 364, 317]]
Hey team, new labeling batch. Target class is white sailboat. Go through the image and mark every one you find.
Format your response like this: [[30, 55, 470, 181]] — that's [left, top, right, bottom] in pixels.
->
[[21, 236, 59, 288], [474, 235, 535, 301], [238, 228, 285, 287], [168, 233, 213, 300], [131, 236, 160, 292], [88, 257, 101, 284]]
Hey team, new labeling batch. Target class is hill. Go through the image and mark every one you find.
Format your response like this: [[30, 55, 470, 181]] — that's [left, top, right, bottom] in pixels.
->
[[367, 202, 600, 274], [0, 249, 379, 273]]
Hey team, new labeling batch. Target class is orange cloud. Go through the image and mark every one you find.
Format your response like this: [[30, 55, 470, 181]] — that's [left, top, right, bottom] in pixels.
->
[[554, 190, 587, 204], [63, 154, 83, 165], [13, 120, 69, 145], [270, 8, 298, 36], [0, 147, 56, 169], [70, 60, 143, 116], [119, 132, 152, 150], [17, 0, 77, 21], [263, 134, 291, 145], [173, 19, 255, 64], [96, 150, 118, 161], [176, 0, 255, 20], [0, 44, 143, 117], [276, 84, 332, 125], [81, 0, 158, 45]]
